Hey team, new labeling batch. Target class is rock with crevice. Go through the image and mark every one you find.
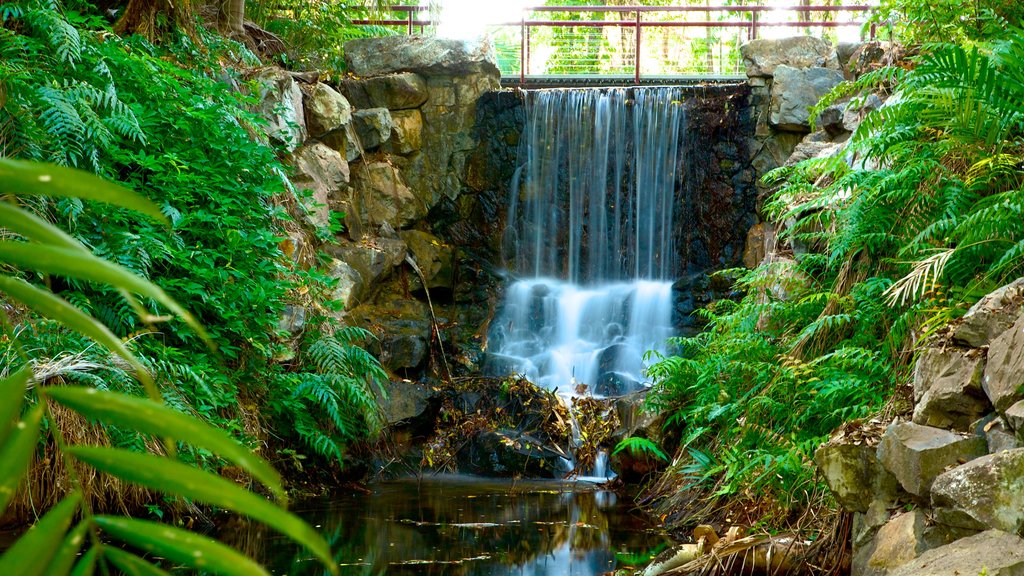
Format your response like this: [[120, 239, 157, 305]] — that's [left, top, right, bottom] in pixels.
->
[[352, 108, 394, 151], [770, 65, 845, 132], [876, 421, 987, 500], [952, 278, 1024, 348], [400, 229, 454, 290], [347, 161, 426, 233], [911, 347, 991, 431], [930, 448, 1024, 535], [387, 109, 424, 155], [288, 142, 349, 230], [362, 72, 429, 110], [887, 530, 1024, 576], [815, 442, 900, 513], [326, 258, 363, 311], [741, 36, 840, 77], [858, 511, 933, 576], [983, 313, 1024, 414]]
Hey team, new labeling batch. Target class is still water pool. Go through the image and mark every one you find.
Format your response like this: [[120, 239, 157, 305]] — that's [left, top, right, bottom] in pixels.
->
[[219, 475, 669, 575]]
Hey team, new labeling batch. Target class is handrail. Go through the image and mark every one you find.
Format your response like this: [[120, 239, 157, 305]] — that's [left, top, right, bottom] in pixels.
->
[[351, 4, 877, 83]]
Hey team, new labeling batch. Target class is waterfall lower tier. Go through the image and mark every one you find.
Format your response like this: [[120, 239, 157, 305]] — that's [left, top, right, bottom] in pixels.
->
[[488, 278, 674, 397]]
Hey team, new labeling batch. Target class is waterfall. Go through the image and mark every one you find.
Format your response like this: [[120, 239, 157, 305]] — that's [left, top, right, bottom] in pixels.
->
[[489, 87, 687, 398]]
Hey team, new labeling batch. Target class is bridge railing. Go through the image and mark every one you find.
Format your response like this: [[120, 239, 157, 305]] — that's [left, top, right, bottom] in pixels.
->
[[351, 4, 877, 83]]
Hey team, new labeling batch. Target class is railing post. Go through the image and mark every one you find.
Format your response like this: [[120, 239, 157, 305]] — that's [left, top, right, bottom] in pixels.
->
[[751, 10, 759, 40], [407, 9, 414, 35], [520, 13, 526, 84], [634, 9, 641, 84]]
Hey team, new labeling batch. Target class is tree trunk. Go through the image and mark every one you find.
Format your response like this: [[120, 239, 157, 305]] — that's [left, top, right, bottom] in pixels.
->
[[114, 0, 193, 40], [219, 0, 246, 40]]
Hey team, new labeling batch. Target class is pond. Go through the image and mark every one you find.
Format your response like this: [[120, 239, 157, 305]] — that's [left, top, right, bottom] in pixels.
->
[[217, 475, 669, 575]]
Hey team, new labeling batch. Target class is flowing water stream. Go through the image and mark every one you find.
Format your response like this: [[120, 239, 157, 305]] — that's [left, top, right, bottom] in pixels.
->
[[488, 87, 688, 397]]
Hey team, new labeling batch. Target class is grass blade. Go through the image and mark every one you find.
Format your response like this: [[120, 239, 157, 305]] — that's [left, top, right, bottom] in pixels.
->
[[94, 516, 270, 576], [0, 367, 30, 446], [44, 521, 91, 576], [102, 548, 173, 576], [0, 159, 166, 223], [49, 388, 284, 501], [0, 202, 86, 251], [67, 447, 336, 575], [0, 492, 82, 576], [0, 404, 45, 513], [69, 546, 97, 576]]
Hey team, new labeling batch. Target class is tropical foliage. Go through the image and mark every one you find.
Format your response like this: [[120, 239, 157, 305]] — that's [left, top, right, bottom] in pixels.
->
[[648, 12, 1024, 523]]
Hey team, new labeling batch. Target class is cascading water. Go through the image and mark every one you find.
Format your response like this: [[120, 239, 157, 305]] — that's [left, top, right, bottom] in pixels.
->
[[488, 87, 688, 398]]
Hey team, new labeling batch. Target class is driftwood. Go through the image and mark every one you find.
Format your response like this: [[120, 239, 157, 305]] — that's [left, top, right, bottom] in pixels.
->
[[642, 526, 811, 576]]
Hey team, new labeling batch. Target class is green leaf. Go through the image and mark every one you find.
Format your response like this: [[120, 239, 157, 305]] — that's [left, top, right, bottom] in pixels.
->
[[94, 516, 270, 576], [0, 159, 166, 223], [0, 277, 150, 382], [67, 447, 336, 575], [0, 202, 86, 251], [0, 404, 45, 513], [0, 243, 210, 346], [102, 548, 172, 576], [44, 521, 91, 576], [69, 546, 97, 576], [0, 367, 30, 446], [48, 388, 284, 501], [0, 492, 82, 576]]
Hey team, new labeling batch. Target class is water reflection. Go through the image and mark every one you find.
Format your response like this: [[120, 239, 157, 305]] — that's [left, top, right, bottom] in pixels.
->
[[219, 476, 668, 575]]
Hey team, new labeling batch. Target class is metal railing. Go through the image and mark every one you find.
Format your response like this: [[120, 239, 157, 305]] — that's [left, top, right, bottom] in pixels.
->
[[352, 4, 877, 83]]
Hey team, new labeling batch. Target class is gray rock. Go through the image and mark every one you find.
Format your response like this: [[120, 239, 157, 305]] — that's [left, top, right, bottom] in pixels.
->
[[345, 35, 500, 78], [253, 68, 307, 152], [348, 161, 425, 231], [326, 259, 363, 310], [375, 379, 436, 424], [363, 72, 429, 110], [323, 123, 363, 163], [953, 278, 1024, 348], [985, 415, 1023, 453], [785, 140, 842, 165], [741, 36, 840, 77], [400, 229, 453, 290], [931, 448, 1024, 534], [912, 347, 991, 431], [277, 305, 306, 334], [888, 530, 1024, 576], [860, 511, 933, 575], [815, 443, 900, 513], [770, 65, 845, 132], [843, 94, 883, 133], [1006, 401, 1024, 437], [302, 83, 351, 139], [387, 109, 424, 155], [352, 108, 393, 151], [381, 334, 428, 372], [837, 42, 861, 76], [326, 238, 407, 300], [288, 142, 349, 229], [877, 421, 987, 499], [983, 313, 1024, 413], [816, 103, 847, 135]]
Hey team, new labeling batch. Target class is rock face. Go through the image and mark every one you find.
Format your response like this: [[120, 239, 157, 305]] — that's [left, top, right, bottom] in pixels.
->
[[770, 65, 845, 131], [931, 449, 1024, 535], [345, 35, 500, 77], [876, 421, 986, 499], [983, 314, 1024, 414], [347, 161, 424, 233], [741, 36, 839, 77], [952, 278, 1024, 347], [912, 347, 990, 431], [815, 442, 899, 513], [288, 142, 349, 229], [252, 69, 306, 151], [363, 73, 429, 110], [352, 108, 393, 151], [887, 530, 1024, 576]]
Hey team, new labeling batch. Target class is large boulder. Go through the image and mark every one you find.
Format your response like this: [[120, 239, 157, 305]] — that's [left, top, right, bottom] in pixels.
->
[[857, 511, 933, 576], [326, 238, 407, 301], [815, 442, 899, 513], [876, 421, 987, 499], [741, 36, 839, 77], [400, 229, 454, 290], [288, 142, 349, 229], [770, 65, 845, 132], [326, 258, 363, 310], [346, 298, 432, 375], [930, 449, 1024, 534], [375, 379, 437, 425], [345, 35, 499, 78], [887, 530, 1024, 576], [952, 278, 1024, 347], [983, 313, 1024, 414], [352, 108, 394, 151], [252, 68, 307, 152], [347, 161, 426, 234], [302, 83, 352, 139], [457, 429, 568, 478], [912, 347, 990, 431], [363, 73, 429, 110]]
